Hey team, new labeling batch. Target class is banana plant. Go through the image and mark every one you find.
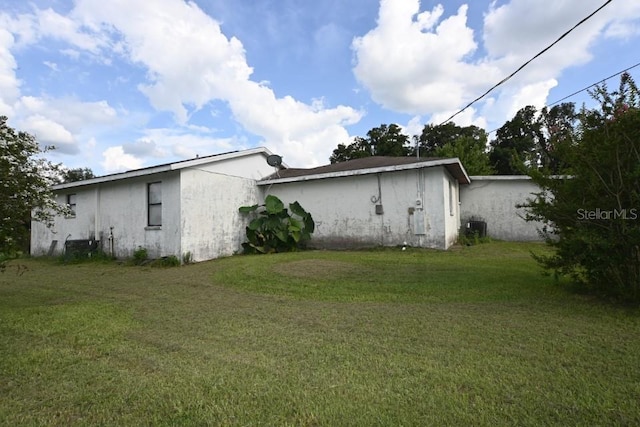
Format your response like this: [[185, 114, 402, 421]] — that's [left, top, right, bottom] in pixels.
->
[[239, 195, 315, 254]]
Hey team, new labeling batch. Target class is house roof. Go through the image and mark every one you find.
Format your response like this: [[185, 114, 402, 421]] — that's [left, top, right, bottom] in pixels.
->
[[259, 156, 471, 185], [52, 147, 278, 190]]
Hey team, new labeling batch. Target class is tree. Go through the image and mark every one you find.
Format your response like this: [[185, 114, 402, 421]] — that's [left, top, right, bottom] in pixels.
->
[[61, 167, 95, 183], [412, 123, 487, 157], [329, 137, 372, 163], [0, 116, 68, 263], [522, 74, 640, 302], [489, 103, 577, 175], [537, 103, 578, 174], [330, 124, 409, 163], [489, 106, 543, 174], [366, 123, 409, 157], [434, 135, 495, 175]]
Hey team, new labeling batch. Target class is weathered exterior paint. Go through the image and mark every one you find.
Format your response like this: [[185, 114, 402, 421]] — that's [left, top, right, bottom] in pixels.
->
[[31, 149, 275, 261], [460, 176, 543, 241], [262, 166, 461, 250], [32, 149, 545, 263], [180, 170, 260, 261]]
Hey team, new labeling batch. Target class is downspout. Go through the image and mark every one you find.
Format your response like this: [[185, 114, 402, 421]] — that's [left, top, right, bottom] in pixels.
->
[[94, 184, 100, 244], [416, 168, 426, 247]]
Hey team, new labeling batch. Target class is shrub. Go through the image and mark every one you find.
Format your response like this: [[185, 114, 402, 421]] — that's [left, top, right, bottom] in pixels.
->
[[239, 195, 315, 254], [132, 247, 148, 265], [523, 73, 640, 302]]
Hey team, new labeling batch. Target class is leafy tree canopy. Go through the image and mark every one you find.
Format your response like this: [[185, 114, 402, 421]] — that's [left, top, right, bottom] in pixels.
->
[[489, 103, 577, 175], [1, 116, 69, 261], [330, 124, 409, 163], [434, 135, 494, 176], [61, 167, 95, 183], [412, 123, 487, 157]]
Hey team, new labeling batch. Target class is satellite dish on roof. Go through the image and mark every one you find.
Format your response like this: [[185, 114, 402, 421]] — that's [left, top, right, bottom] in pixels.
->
[[266, 154, 283, 167]]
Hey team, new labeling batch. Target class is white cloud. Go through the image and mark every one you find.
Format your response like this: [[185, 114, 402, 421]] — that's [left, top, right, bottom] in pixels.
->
[[401, 116, 423, 141], [101, 146, 143, 172], [17, 96, 118, 133], [0, 28, 20, 115], [71, 0, 254, 122], [0, 11, 38, 47], [353, 0, 640, 129], [429, 107, 487, 131], [2, 0, 363, 168], [352, 1, 497, 114], [10, 95, 120, 158], [20, 114, 77, 153], [43, 61, 59, 71], [226, 81, 362, 166], [605, 22, 640, 40], [482, 0, 606, 79], [61, 0, 363, 167], [121, 138, 166, 157], [36, 7, 107, 54]]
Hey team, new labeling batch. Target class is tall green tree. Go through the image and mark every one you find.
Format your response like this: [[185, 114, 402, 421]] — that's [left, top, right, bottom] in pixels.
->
[[330, 124, 409, 163], [522, 73, 640, 302], [0, 116, 68, 261], [537, 103, 578, 173], [412, 123, 487, 157], [366, 123, 409, 157], [434, 135, 494, 175], [489, 106, 543, 174], [489, 103, 577, 175], [329, 137, 373, 163]]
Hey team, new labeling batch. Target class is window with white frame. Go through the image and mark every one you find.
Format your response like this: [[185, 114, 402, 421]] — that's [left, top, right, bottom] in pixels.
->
[[147, 182, 162, 226]]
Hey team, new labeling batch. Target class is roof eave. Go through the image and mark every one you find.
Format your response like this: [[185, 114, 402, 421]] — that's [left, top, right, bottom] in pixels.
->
[[52, 147, 277, 190], [258, 158, 470, 185]]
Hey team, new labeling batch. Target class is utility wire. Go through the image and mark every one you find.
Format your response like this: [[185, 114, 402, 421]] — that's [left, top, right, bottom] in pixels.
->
[[438, 0, 613, 126], [547, 61, 640, 106], [485, 62, 640, 135]]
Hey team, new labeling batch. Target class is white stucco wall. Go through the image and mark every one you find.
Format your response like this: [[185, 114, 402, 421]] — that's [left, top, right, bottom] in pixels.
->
[[31, 151, 275, 261], [180, 169, 261, 262], [183, 152, 277, 180], [30, 189, 99, 256], [100, 172, 181, 259], [443, 172, 461, 248], [263, 166, 459, 250], [460, 176, 543, 241], [31, 171, 182, 259]]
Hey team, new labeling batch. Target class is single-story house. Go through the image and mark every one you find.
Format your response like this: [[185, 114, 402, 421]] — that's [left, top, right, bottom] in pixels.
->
[[30, 148, 278, 262], [31, 147, 542, 261], [258, 156, 470, 250]]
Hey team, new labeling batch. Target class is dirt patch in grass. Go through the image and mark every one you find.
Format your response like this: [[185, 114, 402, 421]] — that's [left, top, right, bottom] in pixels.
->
[[272, 259, 361, 279]]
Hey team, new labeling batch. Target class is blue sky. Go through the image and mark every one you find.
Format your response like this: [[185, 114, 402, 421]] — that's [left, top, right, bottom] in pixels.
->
[[1, 0, 639, 175]]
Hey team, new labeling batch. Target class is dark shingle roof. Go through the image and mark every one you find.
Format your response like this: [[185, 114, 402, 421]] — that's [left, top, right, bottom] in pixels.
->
[[261, 156, 470, 184]]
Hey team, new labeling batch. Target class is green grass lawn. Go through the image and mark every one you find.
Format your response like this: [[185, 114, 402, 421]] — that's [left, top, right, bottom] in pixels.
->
[[1, 242, 639, 426]]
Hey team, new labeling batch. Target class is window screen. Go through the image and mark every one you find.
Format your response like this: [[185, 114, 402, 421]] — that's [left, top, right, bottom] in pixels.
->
[[148, 182, 162, 226], [67, 194, 77, 216]]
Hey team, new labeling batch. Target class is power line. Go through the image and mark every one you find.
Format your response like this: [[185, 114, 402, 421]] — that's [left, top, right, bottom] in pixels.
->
[[485, 62, 640, 135], [438, 0, 613, 126], [547, 61, 640, 107]]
